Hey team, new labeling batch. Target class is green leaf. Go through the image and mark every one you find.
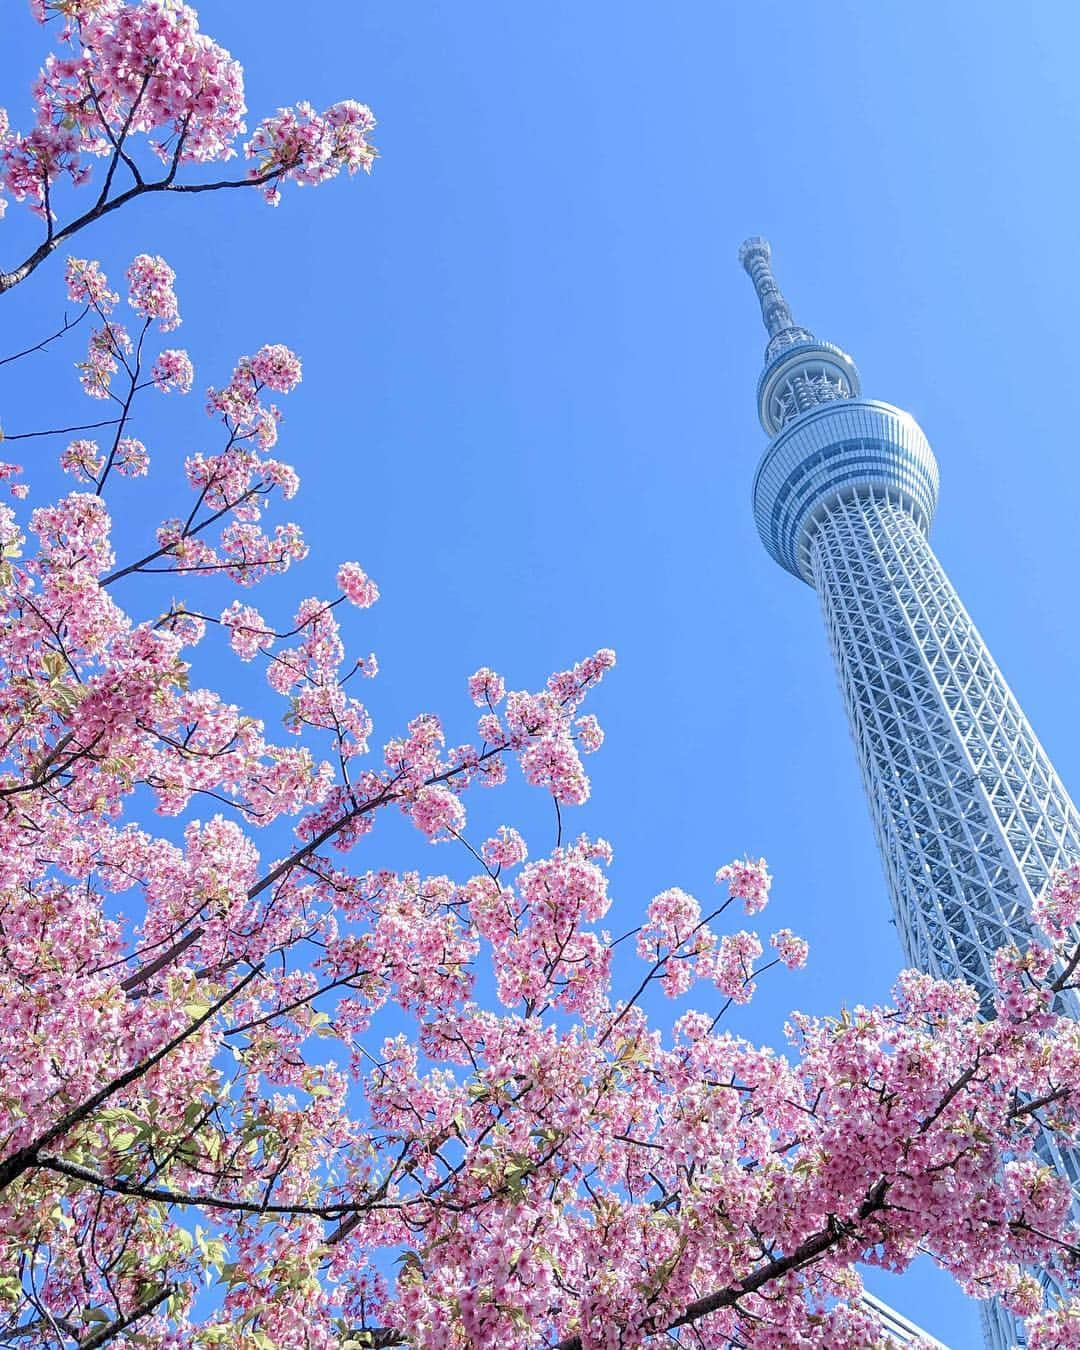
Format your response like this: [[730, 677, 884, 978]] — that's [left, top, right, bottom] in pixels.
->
[[42, 650, 66, 681]]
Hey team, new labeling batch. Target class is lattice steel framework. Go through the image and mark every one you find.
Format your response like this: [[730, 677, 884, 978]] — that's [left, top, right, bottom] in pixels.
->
[[811, 490, 1080, 999], [738, 238, 1080, 1350]]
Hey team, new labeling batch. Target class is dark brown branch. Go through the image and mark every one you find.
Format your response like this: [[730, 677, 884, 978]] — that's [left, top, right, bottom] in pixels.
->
[[0, 965, 262, 1193], [78, 1284, 174, 1350], [35, 1154, 372, 1219], [0, 306, 90, 367], [551, 1178, 890, 1350], [119, 929, 202, 993], [100, 485, 263, 586], [1051, 941, 1080, 994], [1, 166, 289, 295], [3, 418, 123, 442]]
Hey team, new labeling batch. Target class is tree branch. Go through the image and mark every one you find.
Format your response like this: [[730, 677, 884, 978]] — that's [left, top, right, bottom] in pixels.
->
[[0, 306, 90, 368], [78, 1284, 174, 1350], [1, 168, 287, 296], [0, 964, 262, 1193], [551, 1178, 890, 1350], [35, 1154, 372, 1220]]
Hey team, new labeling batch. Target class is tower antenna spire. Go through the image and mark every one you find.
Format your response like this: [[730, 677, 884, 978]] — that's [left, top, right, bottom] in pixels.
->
[[737, 235, 858, 434], [737, 236, 801, 340]]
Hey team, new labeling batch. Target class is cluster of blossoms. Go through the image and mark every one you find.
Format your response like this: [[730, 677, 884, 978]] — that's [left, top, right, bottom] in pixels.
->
[[2, 1, 246, 216], [711, 928, 764, 1002], [59, 437, 105, 481], [337, 560, 379, 608], [126, 252, 180, 330], [481, 825, 528, 869], [78, 319, 130, 398], [771, 925, 810, 970], [219, 599, 275, 661], [716, 855, 772, 913], [150, 347, 194, 393], [1034, 860, 1080, 941], [0, 0, 376, 293], [468, 665, 505, 707], [205, 342, 302, 450], [0, 461, 28, 501], [245, 98, 377, 205], [65, 255, 118, 310]]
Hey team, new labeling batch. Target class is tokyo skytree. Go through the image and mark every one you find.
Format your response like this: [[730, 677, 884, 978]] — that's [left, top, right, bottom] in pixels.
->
[[738, 237, 1080, 1349]]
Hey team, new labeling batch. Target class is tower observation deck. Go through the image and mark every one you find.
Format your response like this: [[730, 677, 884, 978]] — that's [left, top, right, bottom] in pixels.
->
[[739, 238, 1080, 1349]]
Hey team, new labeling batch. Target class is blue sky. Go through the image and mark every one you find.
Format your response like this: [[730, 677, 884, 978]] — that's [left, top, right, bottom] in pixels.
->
[[5, 3, 1080, 1343]]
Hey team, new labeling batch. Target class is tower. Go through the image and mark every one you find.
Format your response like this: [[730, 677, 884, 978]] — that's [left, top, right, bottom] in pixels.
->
[[739, 237, 1080, 1349]]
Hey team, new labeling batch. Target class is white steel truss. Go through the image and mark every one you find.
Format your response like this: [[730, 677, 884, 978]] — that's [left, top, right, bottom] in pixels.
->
[[811, 488, 1080, 1000]]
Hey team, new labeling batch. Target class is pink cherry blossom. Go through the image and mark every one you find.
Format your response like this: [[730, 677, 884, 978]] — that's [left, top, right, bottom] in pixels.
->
[[575, 712, 604, 752], [244, 99, 377, 202], [468, 666, 506, 707], [78, 320, 131, 398], [1034, 860, 1080, 941], [771, 926, 809, 969], [337, 561, 379, 608], [409, 784, 466, 840], [113, 436, 148, 476], [126, 252, 180, 330], [520, 733, 590, 804], [248, 342, 302, 392], [712, 928, 764, 1001], [716, 854, 773, 913], [481, 825, 527, 869], [0, 462, 28, 501], [65, 255, 118, 311], [150, 347, 194, 393], [220, 600, 274, 660]]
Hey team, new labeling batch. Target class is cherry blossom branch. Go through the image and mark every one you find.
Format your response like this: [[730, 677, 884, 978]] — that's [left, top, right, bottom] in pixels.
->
[[1008, 1086, 1070, 1118], [0, 964, 262, 1193], [35, 1155, 375, 1219], [1, 166, 292, 296], [78, 1284, 174, 1350], [120, 747, 506, 992], [1051, 940, 1080, 992], [154, 596, 346, 643], [0, 306, 90, 368], [100, 484, 263, 585], [95, 315, 151, 495], [0, 731, 106, 799], [86, 73, 152, 207], [222, 969, 368, 1037], [551, 1179, 891, 1350], [3, 418, 123, 442], [600, 900, 735, 1045]]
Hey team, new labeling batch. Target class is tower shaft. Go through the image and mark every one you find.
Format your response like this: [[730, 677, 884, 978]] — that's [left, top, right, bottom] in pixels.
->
[[812, 490, 1080, 998]]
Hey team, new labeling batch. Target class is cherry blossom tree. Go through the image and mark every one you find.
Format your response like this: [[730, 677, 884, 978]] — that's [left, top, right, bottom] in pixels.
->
[[0, 0, 376, 293], [1, 6, 1080, 1350]]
